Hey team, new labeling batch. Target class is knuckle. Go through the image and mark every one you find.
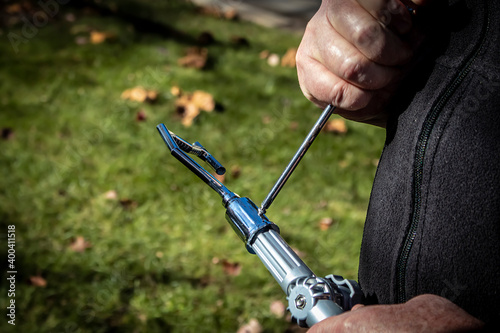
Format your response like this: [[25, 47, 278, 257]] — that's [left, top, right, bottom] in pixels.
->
[[339, 55, 367, 85], [353, 21, 383, 48]]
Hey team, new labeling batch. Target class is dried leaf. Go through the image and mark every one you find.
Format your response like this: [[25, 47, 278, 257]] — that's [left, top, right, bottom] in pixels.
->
[[221, 259, 241, 276], [230, 165, 241, 179], [224, 8, 238, 20], [174, 89, 216, 126], [270, 300, 286, 318], [1, 128, 14, 140], [69, 236, 91, 252], [237, 319, 262, 333], [191, 90, 215, 112], [6, 4, 22, 14], [281, 48, 297, 67], [29, 275, 47, 287], [324, 119, 348, 134], [200, 6, 238, 20], [289, 121, 299, 131], [170, 85, 182, 96], [178, 47, 208, 69], [231, 36, 249, 47], [267, 53, 280, 67], [319, 217, 334, 231], [121, 86, 158, 103], [104, 190, 118, 200], [119, 198, 138, 210], [259, 50, 270, 59], [136, 109, 147, 122], [175, 95, 200, 127], [90, 30, 115, 44], [197, 31, 215, 45]]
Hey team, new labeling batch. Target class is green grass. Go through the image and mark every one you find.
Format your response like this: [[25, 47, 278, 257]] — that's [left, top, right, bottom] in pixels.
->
[[0, 1, 385, 332]]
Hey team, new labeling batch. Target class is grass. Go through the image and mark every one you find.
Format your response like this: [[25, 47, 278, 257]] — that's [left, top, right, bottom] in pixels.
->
[[0, 1, 385, 332]]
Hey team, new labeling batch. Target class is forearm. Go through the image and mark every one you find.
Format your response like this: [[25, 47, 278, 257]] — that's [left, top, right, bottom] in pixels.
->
[[308, 294, 485, 333]]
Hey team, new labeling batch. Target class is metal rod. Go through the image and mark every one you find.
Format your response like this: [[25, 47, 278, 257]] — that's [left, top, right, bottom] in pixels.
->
[[259, 104, 336, 216]]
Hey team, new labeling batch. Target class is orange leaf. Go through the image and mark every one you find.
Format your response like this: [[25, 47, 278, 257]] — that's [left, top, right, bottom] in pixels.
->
[[319, 217, 334, 231], [221, 259, 241, 276], [281, 48, 297, 67], [29, 275, 47, 287], [69, 236, 91, 252], [178, 47, 208, 69], [191, 90, 215, 112], [90, 30, 115, 44], [324, 119, 348, 134], [121, 86, 158, 103]]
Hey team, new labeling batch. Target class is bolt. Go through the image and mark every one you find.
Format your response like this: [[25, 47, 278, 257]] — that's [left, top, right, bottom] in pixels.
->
[[295, 294, 307, 309]]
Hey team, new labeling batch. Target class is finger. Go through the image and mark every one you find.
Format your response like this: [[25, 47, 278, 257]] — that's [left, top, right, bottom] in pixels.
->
[[307, 17, 401, 90], [357, 0, 413, 34], [297, 54, 374, 111], [325, 0, 412, 66]]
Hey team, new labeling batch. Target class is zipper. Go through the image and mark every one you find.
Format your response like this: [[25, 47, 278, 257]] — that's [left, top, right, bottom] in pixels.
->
[[395, 1, 491, 304]]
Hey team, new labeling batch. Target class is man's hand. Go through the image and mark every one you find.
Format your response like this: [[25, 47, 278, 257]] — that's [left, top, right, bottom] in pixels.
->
[[308, 294, 484, 332], [296, 0, 430, 127]]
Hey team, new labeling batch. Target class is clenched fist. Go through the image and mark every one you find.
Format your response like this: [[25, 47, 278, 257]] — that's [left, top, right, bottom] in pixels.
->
[[296, 0, 431, 127]]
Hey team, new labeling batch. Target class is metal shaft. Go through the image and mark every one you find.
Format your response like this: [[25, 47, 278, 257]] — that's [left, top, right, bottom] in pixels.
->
[[259, 104, 335, 216]]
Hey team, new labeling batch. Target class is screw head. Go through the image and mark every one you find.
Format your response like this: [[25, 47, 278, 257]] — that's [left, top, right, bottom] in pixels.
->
[[295, 294, 307, 309]]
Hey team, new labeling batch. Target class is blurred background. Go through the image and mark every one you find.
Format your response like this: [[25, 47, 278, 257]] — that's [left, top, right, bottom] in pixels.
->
[[0, 1, 384, 332]]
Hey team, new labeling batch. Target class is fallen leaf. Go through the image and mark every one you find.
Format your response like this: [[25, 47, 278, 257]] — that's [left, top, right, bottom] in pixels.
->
[[231, 36, 249, 47], [261, 115, 272, 124], [121, 86, 158, 103], [191, 90, 215, 112], [289, 121, 299, 131], [90, 30, 115, 44], [319, 217, 334, 231], [324, 119, 348, 134], [136, 109, 147, 122], [224, 8, 238, 20], [199, 6, 238, 20], [175, 95, 201, 127], [270, 300, 286, 318], [267, 53, 280, 67], [230, 165, 241, 179], [119, 198, 138, 210], [178, 47, 208, 69], [5, 4, 22, 14], [221, 259, 241, 276], [69, 236, 91, 252], [281, 48, 297, 67], [1, 128, 14, 140], [259, 50, 270, 59], [29, 275, 47, 287], [104, 190, 118, 200], [170, 85, 182, 96], [197, 31, 215, 45], [237, 318, 262, 333], [174, 89, 216, 126]]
